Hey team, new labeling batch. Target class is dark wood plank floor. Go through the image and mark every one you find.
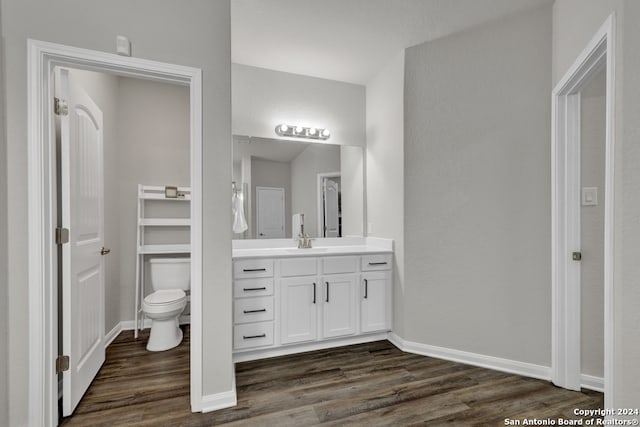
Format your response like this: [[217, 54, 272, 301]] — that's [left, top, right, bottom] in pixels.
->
[[61, 327, 603, 426]]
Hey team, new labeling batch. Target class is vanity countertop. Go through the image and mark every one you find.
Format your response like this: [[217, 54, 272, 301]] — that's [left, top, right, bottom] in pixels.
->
[[232, 245, 391, 259], [232, 237, 393, 260]]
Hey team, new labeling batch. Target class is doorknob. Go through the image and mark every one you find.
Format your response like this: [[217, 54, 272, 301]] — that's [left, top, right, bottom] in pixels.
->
[[101, 247, 111, 256]]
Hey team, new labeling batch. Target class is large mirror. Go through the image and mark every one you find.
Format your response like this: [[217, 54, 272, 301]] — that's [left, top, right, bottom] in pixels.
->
[[232, 136, 364, 239]]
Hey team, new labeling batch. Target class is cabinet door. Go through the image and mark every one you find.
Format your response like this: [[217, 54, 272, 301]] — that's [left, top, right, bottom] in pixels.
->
[[280, 277, 318, 344], [361, 271, 392, 333], [321, 275, 357, 339]]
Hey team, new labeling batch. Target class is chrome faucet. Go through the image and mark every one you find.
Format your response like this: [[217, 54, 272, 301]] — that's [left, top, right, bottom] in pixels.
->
[[298, 232, 312, 249], [297, 213, 312, 248]]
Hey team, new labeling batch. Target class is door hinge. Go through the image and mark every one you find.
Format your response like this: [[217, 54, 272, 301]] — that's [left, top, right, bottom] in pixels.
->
[[56, 355, 69, 374], [54, 97, 68, 116], [55, 227, 69, 245], [572, 251, 582, 261]]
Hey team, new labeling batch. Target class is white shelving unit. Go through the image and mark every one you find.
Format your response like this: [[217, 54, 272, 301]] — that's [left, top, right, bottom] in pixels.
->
[[134, 184, 191, 338]]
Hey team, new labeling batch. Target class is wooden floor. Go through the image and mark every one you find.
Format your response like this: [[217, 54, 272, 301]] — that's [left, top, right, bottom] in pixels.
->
[[62, 326, 603, 426]]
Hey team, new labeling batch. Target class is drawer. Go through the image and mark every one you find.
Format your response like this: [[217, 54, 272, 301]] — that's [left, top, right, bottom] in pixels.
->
[[234, 259, 274, 279], [234, 322, 274, 350], [234, 278, 274, 298], [280, 257, 317, 277], [234, 296, 274, 324], [322, 256, 358, 274], [361, 254, 392, 271]]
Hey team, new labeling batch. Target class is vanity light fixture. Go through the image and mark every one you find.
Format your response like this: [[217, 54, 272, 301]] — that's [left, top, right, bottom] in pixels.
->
[[275, 123, 331, 140]]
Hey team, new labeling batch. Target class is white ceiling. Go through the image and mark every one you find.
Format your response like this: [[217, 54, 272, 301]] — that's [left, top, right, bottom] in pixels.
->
[[232, 0, 552, 85]]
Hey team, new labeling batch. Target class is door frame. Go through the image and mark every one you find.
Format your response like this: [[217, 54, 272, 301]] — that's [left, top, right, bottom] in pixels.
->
[[255, 186, 285, 238], [551, 14, 615, 405], [316, 172, 340, 237], [27, 39, 204, 425]]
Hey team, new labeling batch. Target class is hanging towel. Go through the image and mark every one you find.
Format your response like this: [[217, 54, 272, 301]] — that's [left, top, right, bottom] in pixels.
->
[[292, 213, 304, 238], [232, 189, 248, 234]]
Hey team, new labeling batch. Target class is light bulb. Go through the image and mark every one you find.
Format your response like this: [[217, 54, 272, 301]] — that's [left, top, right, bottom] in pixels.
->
[[309, 127, 317, 135], [279, 124, 288, 133], [322, 129, 331, 137], [295, 126, 304, 134]]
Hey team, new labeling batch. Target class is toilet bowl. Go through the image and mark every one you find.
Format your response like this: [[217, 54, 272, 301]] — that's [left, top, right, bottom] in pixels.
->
[[142, 258, 190, 351]]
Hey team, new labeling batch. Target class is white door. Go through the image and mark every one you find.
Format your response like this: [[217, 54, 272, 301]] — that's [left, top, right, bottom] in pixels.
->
[[323, 179, 339, 237], [59, 69, 106, 416], [321, 275, 356, 338], [256, 187, 285, 238], [280, 277, 317, 344], [361, 271, 391, 333]]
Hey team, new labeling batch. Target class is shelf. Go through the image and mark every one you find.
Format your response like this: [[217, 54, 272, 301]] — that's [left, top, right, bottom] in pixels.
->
[[140, 193, 191, 201], [139, 244, 191, 254], [139, 185, 191, 201], [139, 218, 191, 226]]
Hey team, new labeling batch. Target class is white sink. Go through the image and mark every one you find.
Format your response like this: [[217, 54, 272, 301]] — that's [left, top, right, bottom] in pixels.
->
[[284, 247, 329, 254]]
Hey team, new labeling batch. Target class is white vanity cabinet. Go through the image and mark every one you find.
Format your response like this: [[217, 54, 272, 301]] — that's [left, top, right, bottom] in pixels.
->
[[232, 259, 275, 350], [280, 277, 318, 344], [320, 256, 358, 339], [232, 250, 392, 358], [360, 254, 393, 333]]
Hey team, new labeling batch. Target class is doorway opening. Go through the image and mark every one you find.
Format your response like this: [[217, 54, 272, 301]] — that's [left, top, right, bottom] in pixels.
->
[[27, 40, 203, 426], [317, 172, 342, 238], [551, 14, 615, 408], [53, 66, 192, 419]]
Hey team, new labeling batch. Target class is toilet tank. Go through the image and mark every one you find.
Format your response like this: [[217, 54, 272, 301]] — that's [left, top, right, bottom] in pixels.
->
[[149, 258, 190, 291]]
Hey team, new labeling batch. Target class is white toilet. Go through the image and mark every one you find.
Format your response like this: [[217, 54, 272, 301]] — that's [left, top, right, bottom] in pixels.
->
[[142, 258, 190, 351]]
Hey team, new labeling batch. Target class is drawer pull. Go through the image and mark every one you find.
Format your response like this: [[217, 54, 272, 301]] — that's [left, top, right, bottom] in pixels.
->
[[364, 278, 368, 299], [368, 262, 388, 266], [243, 333, 266, 340], [243, 286, 267, 291], [243, 268, 267, 272], [243, 308, 267, 314]]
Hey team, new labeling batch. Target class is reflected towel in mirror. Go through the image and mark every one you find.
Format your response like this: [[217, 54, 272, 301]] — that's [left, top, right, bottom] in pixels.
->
[[232, 189, 248, 234]]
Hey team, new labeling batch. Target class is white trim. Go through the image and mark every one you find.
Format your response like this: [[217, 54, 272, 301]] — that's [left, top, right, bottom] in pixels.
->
[[27, 39, 204, 426], [233, 332, 389, 363], [551, 13, 615, 407], [581, 374, 605, 393], [105, 323, 123, 347], [200, 375, 237, 413], [388, 333, 551, 381], [316, 171, 340, 237]]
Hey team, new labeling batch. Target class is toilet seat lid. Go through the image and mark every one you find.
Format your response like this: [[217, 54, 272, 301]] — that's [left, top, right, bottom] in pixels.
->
[[144, 289, 186, 305]]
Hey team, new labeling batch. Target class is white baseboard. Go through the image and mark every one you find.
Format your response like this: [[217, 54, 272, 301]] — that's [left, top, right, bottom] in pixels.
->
[[387, 332, 551, 382], [105, 322, 123, 347], [581, 374, 604, 392], [200, 375, 237, 413]]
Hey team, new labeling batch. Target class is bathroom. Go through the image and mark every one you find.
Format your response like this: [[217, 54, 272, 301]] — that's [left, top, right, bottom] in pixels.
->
[[7, 1, 635, 425]]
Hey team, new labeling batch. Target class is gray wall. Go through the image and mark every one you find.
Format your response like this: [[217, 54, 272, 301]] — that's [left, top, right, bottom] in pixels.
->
[[0, 8, 8, 425], [232, 63, 365, 147], [290, 144, 340, 237], [251, 158, 292, 238], [365, 51, 405, 335], [580, 69, 605, 379], [403, 4, 552, 365], [0, 1, 232, 424], [553, 0, 640, 407]]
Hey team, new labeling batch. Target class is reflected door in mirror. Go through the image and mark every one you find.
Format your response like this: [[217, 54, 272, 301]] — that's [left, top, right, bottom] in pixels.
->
[[256, 187, 285, 238], [323, 178, 340, 237]]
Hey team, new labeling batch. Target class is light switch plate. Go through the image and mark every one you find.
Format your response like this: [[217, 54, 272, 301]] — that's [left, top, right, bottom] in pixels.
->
[[582, 187, 598, 206]]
